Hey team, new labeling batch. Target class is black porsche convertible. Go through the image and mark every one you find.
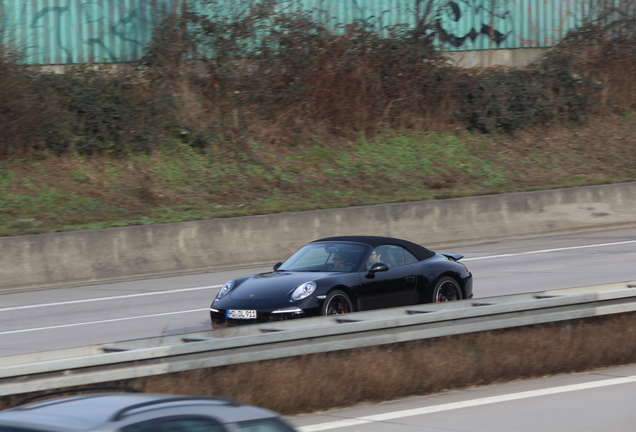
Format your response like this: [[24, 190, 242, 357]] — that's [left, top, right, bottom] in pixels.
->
[[210, 235, 473, 326]]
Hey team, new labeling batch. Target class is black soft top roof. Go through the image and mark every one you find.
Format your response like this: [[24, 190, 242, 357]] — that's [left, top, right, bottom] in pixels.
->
[[313, 236, 436, 261]]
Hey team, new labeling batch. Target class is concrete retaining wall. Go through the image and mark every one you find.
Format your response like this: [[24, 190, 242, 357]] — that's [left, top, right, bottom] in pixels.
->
[[2, 182, 636, 292], [444, 48, 548, 68]]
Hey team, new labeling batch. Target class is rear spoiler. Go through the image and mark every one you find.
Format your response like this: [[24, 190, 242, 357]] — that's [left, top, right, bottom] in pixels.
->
[[437, 251, 464, 261]]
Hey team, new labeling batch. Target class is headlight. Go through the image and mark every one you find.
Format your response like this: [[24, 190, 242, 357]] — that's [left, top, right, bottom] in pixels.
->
[[217, 280, 235, 299], [291, 281, 316, 301]]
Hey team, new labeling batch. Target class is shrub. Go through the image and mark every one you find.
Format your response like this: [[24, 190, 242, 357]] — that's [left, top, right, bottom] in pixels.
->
[[31, 68, 175, 155], [141, 0, 454, 137], [0, 47, 66, 158], [455, 62, 602, 134], [2, 0, 636, 160]]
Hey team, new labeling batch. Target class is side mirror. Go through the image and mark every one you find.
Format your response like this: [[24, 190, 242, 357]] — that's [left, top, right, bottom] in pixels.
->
[[273, 261, 283, 270], [368, 262, 389, 273]]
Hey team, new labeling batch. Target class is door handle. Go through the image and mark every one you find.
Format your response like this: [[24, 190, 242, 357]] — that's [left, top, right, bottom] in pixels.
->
[[405, 275, 416, 282]]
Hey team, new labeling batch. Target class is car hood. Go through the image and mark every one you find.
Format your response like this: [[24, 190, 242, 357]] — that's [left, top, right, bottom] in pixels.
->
[[229, 271, 331, 300]]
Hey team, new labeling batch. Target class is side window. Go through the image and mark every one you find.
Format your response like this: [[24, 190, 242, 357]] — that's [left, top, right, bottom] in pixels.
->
[[369, 245, 406, 268], [404, 249, 418, 264], [123, 417, 226, 432], [367, 247, 384, 270], [388, 246, 406, 267], [379, 245, 406, 267]]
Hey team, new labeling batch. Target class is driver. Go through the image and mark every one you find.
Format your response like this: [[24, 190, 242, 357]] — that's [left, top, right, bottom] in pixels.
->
[[328, 253, 345, 270], [332, 253, 345, 267]]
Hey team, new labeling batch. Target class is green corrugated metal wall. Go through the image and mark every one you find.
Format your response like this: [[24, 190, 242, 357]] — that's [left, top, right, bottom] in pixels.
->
[[0, 0, 178, 64], [0, 0, 598, 65]]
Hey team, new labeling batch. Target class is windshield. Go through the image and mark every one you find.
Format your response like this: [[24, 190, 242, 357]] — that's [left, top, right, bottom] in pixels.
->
[[235, 418, 297, 432], [278, 242, 367, 272], [0, 428, 48, 432]]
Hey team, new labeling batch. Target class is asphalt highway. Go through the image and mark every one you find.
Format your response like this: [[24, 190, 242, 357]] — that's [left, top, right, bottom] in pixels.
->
[[1, 225, 635, 356], [289, 363, 636, 432]]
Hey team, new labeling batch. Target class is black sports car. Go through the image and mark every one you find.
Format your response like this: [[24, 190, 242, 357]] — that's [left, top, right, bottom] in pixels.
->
[[210, 235, 473, 326]]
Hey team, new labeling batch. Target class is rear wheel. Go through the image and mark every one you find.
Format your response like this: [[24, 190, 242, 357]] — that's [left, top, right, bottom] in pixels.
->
[[321, 290, 353, 315], [432, 277, 462, 302]]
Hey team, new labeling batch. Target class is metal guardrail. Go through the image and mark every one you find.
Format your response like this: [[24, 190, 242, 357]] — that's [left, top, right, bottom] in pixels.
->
[[1, 281, 635, 396]]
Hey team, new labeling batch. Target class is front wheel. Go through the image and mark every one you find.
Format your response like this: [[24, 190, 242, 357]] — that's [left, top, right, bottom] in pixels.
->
[[321, 290, 353, 315], [432, 276, 463, 303]]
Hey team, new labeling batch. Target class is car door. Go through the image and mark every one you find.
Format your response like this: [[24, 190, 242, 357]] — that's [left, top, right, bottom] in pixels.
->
[[357, 245, 418, 310]]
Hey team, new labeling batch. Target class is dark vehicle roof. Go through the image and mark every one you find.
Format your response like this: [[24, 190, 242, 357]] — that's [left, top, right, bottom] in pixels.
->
[[313, 236, 436, 260], [0, 394, 167, 431], [0, 394, 279, 432]]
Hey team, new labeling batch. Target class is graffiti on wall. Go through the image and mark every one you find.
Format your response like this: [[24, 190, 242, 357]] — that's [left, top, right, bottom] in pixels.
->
[[308, 0, 517, 49], [0, 0, 583, 65], [0, 0, 175, 64], [435, 0, 514, 48]]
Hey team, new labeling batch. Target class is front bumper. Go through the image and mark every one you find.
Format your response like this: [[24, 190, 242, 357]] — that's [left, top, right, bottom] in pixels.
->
[[210, 303, 322, 326], [210, 291, 325, 326]]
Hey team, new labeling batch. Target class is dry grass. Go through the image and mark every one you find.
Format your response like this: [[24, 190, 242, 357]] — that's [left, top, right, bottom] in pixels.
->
[[3, 313, 636, 414], [1, 112, 635, 237], [143, 314, 636, 414]]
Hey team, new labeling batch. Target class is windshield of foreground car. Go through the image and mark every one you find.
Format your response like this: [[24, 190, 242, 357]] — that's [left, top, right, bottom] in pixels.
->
[[236, 418, 297, 432], [0, 428, 45, 432], [278, 242, 367, 272]]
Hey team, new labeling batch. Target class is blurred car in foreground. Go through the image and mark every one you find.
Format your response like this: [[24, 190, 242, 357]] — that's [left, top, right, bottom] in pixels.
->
[[210, 235, 473, 326], [0, 387, 298, 432]]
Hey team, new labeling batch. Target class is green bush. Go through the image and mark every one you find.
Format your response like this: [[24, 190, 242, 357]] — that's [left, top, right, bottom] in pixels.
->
[[31, 69, 177, 155], [455, 63, 602, 134], [0, 48, 66, 158]]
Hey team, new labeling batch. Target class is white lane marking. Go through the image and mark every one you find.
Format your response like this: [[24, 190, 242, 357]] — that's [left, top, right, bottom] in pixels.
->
[[0, 285, 221, 312], [462, 239, 636, 262], [0, 309, 209, 335], [298, 375, 636, 431], [4, 239, 635, 312], [3, 239, 634, 333]]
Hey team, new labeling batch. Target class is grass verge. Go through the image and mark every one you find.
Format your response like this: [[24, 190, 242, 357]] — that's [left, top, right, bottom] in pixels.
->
[[2, 115, 636, 237]]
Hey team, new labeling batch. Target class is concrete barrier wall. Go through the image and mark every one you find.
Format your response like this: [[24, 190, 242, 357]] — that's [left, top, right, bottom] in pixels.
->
[[2, 182, 636, 292], [444, 48, 548, 68]]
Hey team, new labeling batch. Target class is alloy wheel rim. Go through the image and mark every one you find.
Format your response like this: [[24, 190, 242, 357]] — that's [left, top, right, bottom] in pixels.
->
[[327, 295, 350, 314], [436, 281, 460, 302]]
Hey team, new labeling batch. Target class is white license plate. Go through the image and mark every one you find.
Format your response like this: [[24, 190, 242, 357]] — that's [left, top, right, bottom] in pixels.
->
[[227, 309, 257, 319]]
